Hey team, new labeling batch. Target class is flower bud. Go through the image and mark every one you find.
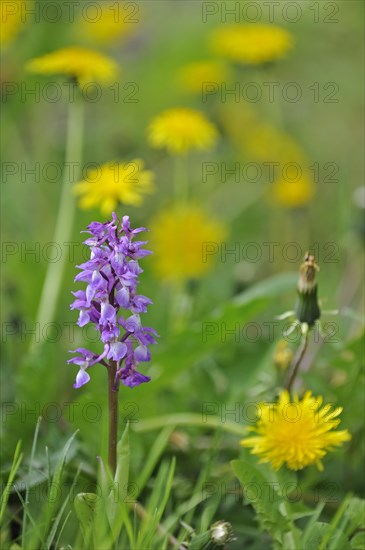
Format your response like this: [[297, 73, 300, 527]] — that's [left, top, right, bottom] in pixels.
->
[[295, 252, 320, 326]]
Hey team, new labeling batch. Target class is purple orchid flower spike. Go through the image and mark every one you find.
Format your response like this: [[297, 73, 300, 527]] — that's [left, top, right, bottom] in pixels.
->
[[69, 213, 158, 390]]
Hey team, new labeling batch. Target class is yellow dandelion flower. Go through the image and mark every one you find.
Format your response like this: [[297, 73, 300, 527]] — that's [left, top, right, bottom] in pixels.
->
[[149, 205, 227, 281], [271, 167, 315, 208], [26, 47, 119, 86], [74, 160, 154, 215], [177, 60, 230, 94], [148, 108, 218, 155], [210, 24, 293, 65], [220, 104, 302, 163], [220, 104, 315, 208], [0, 0, 29, 46], [77, 2, 137, 45], [241, 390, 351, 471]]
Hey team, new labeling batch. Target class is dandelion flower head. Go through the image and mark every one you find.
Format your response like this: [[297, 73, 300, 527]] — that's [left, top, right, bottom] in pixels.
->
[[148, 107, 218, 155], [77, 2, 138, 45], [210, 24, 293, 65], [26, 47, 119, 86], [74, 160, 154, 215], [241, 390, 351, 471], [0, 0, 28, 46], [149, 205, 227, 281]]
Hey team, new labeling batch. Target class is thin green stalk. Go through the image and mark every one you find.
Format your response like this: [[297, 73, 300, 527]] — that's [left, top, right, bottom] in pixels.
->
[[32, 96, 84, 351]]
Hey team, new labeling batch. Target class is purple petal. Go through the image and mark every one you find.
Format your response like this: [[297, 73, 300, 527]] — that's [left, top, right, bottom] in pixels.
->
[[124, 314, 141, 333], [134, 345, 151, 362], [121, 369, 151, 388], [77, 309, 90, 327], [100, 302, 116, 325], [116, 287, 130, 308], [73, 369, 90, 388], [107, 341, 128, 361]]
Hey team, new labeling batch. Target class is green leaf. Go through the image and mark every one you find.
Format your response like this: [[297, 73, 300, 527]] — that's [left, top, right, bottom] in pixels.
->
[[135, 425, 175, 498], [304, 522, 351, 550], [154, 273, 297, 383], [344, 498, 365, 536], [231, 459, 299, 549], [133, 412, 247, 436], [74, 492, 99, 549], [112, 422, 130, 501], [350, 532, 365, 549], [107, 423, 132, 545], [42, 430, 79, 539]]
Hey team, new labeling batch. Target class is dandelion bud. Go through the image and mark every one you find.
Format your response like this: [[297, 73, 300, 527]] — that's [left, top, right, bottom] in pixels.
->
[[295, 252, 321, 326], [210, 521, 235, 546]]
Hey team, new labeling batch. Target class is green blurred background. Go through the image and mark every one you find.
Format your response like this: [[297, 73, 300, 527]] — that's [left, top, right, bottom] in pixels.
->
[[1, 1, 364, 546]]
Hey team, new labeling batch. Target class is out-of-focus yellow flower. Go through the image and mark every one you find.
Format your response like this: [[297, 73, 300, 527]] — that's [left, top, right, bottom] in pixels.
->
[[241, 390, 351, 471], [77, 2, 137, 45], [274, 340, 293, 371], [148, 108, 218, 155], [271, 167, 315, 208], [74, 160, 154, 215], [177, 60, 230, 94], [221, 104, 301, 163], [210, 24, 293, 65], [1, 0, 28, 46], [221, 104, 315, 208], [26, 47, 119, 86], [149, 205, 227, 281]]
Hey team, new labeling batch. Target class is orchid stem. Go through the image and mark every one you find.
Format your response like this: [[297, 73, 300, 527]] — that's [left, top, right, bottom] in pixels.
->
[[108, 360, 118, 476], [32, 94, 84, 352]]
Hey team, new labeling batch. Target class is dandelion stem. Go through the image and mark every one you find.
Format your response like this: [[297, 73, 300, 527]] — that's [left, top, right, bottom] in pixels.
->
[[108, 360, 118, 476], [32, 94, 84, 351], [285, 331, 309, 392]]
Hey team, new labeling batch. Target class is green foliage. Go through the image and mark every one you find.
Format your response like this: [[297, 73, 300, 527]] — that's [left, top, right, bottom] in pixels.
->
[[1, 2, 364, 549]]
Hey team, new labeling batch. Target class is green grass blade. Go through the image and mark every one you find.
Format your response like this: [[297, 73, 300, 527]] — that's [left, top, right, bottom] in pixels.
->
[[22, 416, 42, 548], [0, 441, 23, 526], [133, 413, 247, 436], [42, 430, 79, 541], [135, 425, 175, 498], [14, 486, 47, 549]]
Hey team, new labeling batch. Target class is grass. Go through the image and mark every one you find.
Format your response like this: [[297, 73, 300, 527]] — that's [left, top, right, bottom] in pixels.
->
[[1, 1, 364, 548]]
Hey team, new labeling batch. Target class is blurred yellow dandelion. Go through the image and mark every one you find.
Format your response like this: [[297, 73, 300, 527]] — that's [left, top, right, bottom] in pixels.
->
[[26, 47, 119, 86], [178, 60, 230, 94], [210, 24, 293, 65], [0, 0, 28, 45], [220, 104, 315, 207], [148, 108, 218, 155], [149, 205, 227, 281], [241, 390, 351, 471], [77, 2, 137, 45], [271, 167, 315, 208], [74, 160, 154, 215]]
